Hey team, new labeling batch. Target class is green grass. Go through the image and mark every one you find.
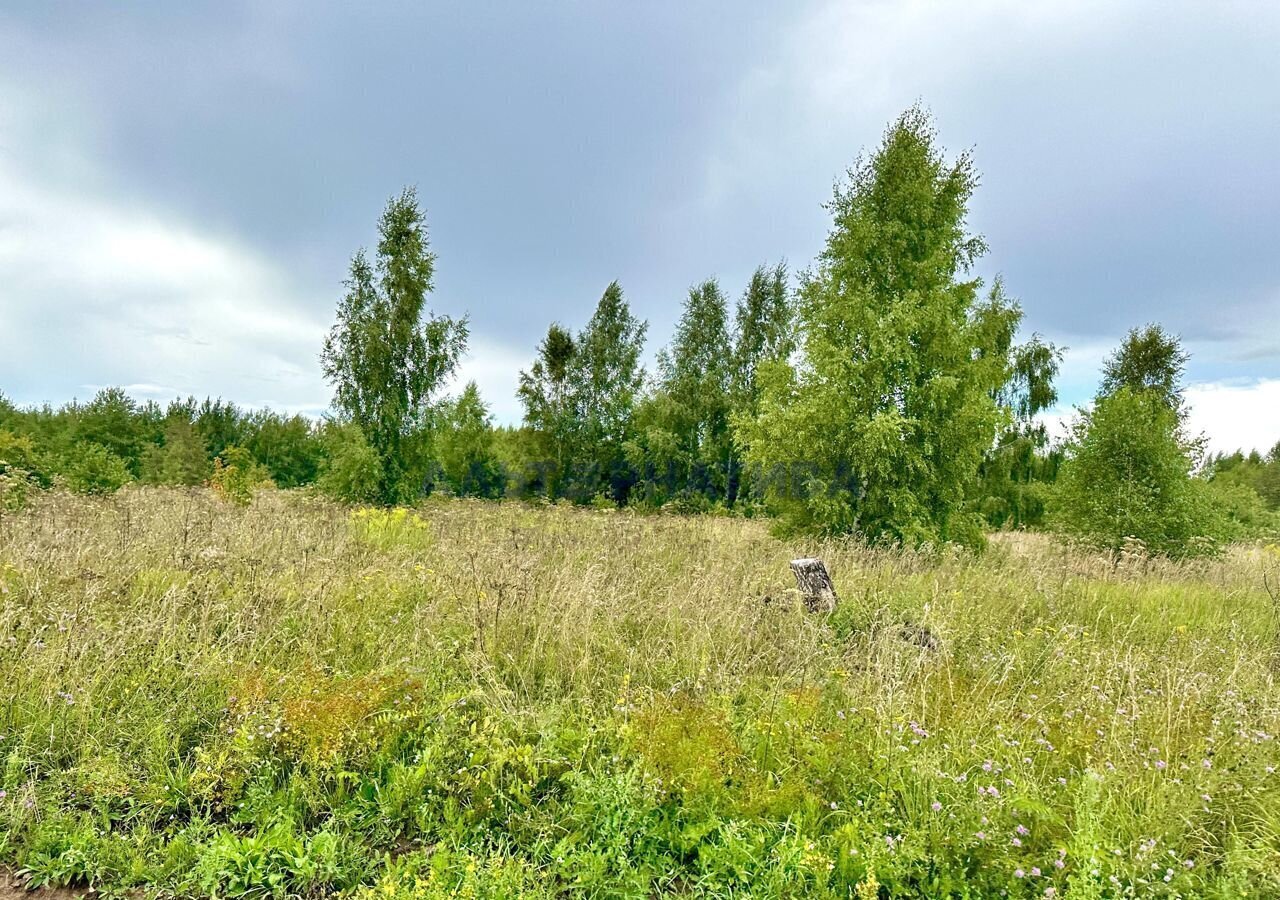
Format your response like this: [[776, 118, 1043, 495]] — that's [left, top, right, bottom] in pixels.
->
[[1, 488, 1279, 897]]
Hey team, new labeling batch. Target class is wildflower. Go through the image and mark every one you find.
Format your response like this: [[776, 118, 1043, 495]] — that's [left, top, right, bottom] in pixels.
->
[[1031, 867, 1042, 877], [0, 790, 6, 800], [1014, 868, 1025, 878], [1016, 824, 1030, 836], [975, 831, 987, 841], [931, 801, 942, 812], [1011, 837, 1023, 847]]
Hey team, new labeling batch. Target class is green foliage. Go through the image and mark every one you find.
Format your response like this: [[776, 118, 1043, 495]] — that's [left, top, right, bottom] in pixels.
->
[[321, 187, 469, 504], [0, 430, 40, 511], [142, 419, 211, 486], [316, 423, 384, 504], [1053, 388, 1216, 556], [349, 507, 432, 553], [210, 446, 272, 507], [73, 387, 148, 475], [572, 281, 648, 502], [194, 397, 249, 461], [630, 279, 734, 505], [0, 428, 38, 473], [1099, 323, 1190, 414], [194, 824, 347, 898], [244, 412, 322, 488], [1210, 445, 1280, 510], [1200, 476, 1279, 541], [973, 337, 1064, 530], [356, 851, 558, 899], [2, 494, 1280, 897], [0, 391, 329, 503], [973, 431, 1061, 530], [731, 262, 794, 414], [61, 441, 134, 494], [737, 108, 1026, 546], [517, 323, 579, 497], [518, 283, 647, 504], [434, 383, 504, 498]]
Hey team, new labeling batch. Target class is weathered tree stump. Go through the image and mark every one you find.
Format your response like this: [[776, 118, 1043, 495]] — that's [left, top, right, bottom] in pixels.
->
[[790, 557, 837, 612]]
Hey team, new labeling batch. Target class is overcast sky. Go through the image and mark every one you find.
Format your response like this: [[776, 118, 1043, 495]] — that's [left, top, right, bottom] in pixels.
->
[[1, 1, 1277, 452]]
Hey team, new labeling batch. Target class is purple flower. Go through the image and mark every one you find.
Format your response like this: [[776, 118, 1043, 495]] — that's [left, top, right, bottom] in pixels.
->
[[1014, 868, 1025, 878], [931, 801, 942, 812]]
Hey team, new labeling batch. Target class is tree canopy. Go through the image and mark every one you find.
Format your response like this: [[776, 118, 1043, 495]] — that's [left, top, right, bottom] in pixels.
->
[[736, 108, 1039, 546], [321, 188, 468, 503]]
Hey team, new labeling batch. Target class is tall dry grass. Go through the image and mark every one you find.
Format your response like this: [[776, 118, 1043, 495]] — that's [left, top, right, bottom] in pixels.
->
[[0, 487, 1278, 896]]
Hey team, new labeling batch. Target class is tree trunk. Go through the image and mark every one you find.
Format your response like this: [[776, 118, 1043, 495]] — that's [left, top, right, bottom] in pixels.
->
[[790, 557, 837, 612]]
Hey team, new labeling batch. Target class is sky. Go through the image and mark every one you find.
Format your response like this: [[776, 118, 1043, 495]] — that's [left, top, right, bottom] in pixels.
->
[[1, 0, 1277, 453]]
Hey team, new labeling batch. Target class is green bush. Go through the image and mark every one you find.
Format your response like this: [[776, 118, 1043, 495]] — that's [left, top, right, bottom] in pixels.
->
[[60, 442, 133, 494], [1202, 476, 1279, 541], [0, 430, 40, 512], [210, 446, 273, 506], [141, 420, 211, 486], [316, 424, 384, 504]]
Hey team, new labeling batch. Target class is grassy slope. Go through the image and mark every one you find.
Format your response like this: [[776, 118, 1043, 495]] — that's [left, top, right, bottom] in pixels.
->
[[0, 488, 1278, 898]]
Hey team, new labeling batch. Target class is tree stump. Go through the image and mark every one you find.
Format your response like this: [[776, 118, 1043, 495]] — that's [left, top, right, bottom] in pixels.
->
[[790, 557, 837, 612]]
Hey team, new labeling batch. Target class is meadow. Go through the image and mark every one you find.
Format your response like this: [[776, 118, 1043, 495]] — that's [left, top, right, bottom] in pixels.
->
[[1, 488, 1278, 898]]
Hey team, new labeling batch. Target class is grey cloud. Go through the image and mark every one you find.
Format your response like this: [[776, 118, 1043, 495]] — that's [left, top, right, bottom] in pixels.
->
[[0, 0, 1277, 435]]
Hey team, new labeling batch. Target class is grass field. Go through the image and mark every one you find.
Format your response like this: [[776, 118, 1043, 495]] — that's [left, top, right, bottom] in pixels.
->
[[1, 488, 1278, 898]]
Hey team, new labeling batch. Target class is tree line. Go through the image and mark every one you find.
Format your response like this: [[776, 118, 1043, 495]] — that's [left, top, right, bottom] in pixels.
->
[[1, 108, 1276, 555]]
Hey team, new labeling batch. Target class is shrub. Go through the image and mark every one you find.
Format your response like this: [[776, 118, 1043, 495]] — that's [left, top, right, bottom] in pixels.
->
[[316, 424, 384, 504], [60, 442, 133, 494], [210, 446, 272, 506], [141, 420, 210, 486], [1201, 477, 1279, 541], [0, 430, 39, 512]]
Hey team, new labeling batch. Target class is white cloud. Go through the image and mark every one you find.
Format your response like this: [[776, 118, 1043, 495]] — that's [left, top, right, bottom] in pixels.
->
[[0, 74, 538, 423], [1185, 380, 1280, 455], [1040, 379, 1280, 456], [449, 337, 527, 425], [0, 80, 330, 413]]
